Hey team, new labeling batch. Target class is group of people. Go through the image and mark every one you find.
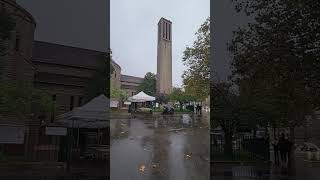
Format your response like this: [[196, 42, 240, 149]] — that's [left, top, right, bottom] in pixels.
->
[[272, 133, 293, 166]]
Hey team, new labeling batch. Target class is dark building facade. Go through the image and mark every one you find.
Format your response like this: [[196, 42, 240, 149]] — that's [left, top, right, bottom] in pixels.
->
[[0, 0, 36, 156], [0, 0, 36, 90], [32, 41, 108, 121]]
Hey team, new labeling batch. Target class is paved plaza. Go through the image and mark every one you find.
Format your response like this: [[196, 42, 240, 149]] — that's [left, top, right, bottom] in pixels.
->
[[110, 114, 210, 180]]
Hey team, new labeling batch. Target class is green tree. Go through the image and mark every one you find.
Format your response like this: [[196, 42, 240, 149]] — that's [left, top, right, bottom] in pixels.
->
[[230, 0, 320, 140], [111, 86, 128, 101], [168, 87, 187, 111], [156, 93, 169, 105], [0, 85, 53, 120], [138, 72, 156, 96], [182, 17, 210, 101]]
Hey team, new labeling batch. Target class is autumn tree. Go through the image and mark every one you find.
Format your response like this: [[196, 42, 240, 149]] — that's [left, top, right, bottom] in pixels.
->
[[182, 17, 210, 101], [230, 0, 320, 140]]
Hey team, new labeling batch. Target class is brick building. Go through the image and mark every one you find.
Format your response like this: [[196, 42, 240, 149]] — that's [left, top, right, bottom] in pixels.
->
[[0, 0, 36, 96], [32, 41, 108, 121], [110, 60, 143, 108], [0, 0, 36, 156]]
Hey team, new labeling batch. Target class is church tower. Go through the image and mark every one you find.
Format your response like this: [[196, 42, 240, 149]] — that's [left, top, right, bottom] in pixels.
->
[[157, 18, 172, 95]]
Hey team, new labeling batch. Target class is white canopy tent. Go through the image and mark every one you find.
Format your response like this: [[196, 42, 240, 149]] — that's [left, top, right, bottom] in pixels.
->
[[54, 94, 109, 129], [128, 91, 155, 102]]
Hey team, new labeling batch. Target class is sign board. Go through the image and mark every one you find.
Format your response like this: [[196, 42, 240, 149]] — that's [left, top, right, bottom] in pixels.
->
[[45, 127, 67, 136], [111, 100, 119, 108], [0, 125, 25, 144], [124, 101, 131, 105]]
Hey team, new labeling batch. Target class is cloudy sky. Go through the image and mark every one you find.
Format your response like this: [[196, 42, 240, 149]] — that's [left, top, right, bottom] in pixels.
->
[[212, 0, 251, 83], [16, 0, 108, 52], [111, 0, 210, 87]]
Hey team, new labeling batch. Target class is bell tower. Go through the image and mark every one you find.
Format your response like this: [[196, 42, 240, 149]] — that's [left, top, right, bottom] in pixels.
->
[[156, 18, 172, 95]]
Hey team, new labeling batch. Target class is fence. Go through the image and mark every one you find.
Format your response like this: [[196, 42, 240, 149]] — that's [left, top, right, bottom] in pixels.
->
[[211, 133, 270, 161], [1, 123, 109, 171]]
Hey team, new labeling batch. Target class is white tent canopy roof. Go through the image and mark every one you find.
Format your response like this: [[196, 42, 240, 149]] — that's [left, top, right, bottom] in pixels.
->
[[128, 91, 155, 102], [55, 94, 109, 128]]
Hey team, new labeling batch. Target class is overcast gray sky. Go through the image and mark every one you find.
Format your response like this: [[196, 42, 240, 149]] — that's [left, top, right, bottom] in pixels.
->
[[16, 0, 108, 52], [111, 0, 209, 87], [212, 0, 251, 83]]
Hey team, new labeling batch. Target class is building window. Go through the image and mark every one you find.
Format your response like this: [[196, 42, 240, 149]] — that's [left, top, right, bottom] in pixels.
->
[[70, 96, 74, 110], [166, 23, 168, 40], [169, 24, 171, 40], [15, 34, 20, 51], [158, 24, 160, 40], [78, 96, 83, 106], [163, 23, 165, 38]]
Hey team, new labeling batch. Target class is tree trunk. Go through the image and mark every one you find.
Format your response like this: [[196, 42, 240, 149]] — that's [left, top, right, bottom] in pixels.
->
[[180, 102, 183, 111]]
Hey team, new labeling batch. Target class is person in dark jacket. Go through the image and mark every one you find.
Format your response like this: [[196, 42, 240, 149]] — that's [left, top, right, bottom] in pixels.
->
[[278, 133, 287, 164], [285, 135, 293, 166], [272, 139, 280, 165]]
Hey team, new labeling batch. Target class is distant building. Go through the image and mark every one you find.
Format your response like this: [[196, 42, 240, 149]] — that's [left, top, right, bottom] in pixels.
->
[[111, 60, 143, 107], [157, 18, 172, 95], [120, 75, 144, 96], [110, 60, 121, 90]]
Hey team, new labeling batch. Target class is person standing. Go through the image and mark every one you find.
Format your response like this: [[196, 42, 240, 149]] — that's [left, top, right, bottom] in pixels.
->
[[285, 135, 293, 167], [272, 139, 280, 165], [279, 133, 287, 165], [128, 104, 132, 113]]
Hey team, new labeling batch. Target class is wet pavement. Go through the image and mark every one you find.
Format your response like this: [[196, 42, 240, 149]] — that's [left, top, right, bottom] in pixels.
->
[[110, 114, 210, 180]]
